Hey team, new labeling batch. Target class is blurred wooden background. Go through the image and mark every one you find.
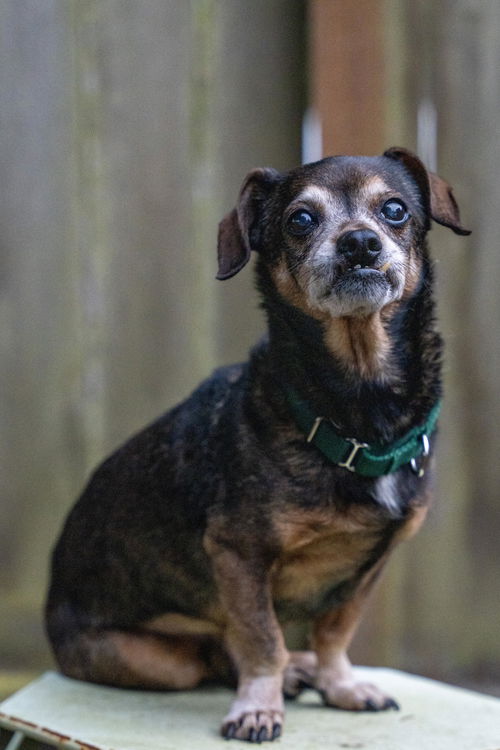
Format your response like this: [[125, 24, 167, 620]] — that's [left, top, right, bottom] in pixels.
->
[[1, 0, 499, 694]]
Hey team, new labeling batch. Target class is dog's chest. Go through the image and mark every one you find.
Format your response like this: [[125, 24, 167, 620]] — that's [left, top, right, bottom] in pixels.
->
[[270, 506, 392, 612]]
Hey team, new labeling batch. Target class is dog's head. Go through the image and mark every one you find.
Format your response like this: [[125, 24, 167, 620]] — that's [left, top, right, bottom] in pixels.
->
[[217, 147, 469, 319]]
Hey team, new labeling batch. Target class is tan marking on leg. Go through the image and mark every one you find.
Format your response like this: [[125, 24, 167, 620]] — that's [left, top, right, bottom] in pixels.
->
[[56, 628, 210, 690], [110, 631, 209, 689]]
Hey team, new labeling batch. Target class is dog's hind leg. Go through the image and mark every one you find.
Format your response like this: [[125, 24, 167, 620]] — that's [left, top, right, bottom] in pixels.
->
[[283, 651, 317, 698], [51, 626, 219, 690]]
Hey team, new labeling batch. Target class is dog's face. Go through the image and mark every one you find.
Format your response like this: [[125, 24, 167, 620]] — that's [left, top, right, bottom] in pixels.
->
[[217, 148, 469, 321], [263, 157, 423, 318]]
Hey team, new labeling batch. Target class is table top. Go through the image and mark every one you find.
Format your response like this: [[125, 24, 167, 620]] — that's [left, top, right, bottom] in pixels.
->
[[1, 668, 499, 750]]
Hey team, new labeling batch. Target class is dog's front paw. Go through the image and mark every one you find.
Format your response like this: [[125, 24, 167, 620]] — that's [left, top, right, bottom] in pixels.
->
[[221, 709, 283, 742], [318, 675, 399, 712], [221, 674, 285, 741]]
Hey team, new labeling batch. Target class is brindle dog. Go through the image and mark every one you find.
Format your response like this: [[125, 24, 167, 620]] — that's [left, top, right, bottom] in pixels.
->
[[46, 148, 469, 742]]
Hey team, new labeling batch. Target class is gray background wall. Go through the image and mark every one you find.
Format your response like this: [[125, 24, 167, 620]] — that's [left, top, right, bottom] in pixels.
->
[[0, 0, 305, 672]]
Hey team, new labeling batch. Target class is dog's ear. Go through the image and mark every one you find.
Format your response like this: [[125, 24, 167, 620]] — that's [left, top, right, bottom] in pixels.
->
[[427, 171, 471, 235], [383, 147, 471, 236], [216, 167, 281, 280]]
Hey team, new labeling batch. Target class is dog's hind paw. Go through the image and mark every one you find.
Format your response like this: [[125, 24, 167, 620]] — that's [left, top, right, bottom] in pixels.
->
[[283, 650, 317, 699]]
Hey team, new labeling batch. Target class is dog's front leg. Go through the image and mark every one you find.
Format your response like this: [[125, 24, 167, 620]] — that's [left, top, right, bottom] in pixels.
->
[[205, 533, 288, 742], [313, 560, 399, 712]]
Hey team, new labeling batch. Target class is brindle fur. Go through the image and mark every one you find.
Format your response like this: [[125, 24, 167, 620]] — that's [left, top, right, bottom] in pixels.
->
[[46, 148, 469, 743]]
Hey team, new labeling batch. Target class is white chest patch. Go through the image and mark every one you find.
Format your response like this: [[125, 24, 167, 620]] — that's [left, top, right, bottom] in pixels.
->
[[375, 473, 401, 516]]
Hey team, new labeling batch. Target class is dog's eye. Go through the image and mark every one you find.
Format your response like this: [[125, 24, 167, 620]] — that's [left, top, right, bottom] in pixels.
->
[[381, 199, 409, 226], [287, 209, 317, 235]]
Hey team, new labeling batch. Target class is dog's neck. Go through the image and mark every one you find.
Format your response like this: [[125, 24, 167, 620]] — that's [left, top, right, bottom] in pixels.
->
[[321, 314, 394, 382], [256, 260, 443, 445]]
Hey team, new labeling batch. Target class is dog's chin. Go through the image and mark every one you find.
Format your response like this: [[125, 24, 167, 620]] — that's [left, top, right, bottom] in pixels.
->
[[311, 269, 400, 318]]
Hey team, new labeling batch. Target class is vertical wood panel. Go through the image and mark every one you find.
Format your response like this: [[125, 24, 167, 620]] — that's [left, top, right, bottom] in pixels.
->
[[70, 0, 113, 471], [309, 0, 386, 155]]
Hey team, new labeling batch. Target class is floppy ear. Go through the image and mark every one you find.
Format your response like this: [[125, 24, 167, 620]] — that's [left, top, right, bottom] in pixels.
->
[[427, 171, 471, 235], [216, 167, 281, 280], [383, 146, 471, 236]]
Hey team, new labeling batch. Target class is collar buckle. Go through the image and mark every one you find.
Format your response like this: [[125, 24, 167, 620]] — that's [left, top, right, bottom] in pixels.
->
[[306, 417, 369, 472], [338, 437, 370, 472]]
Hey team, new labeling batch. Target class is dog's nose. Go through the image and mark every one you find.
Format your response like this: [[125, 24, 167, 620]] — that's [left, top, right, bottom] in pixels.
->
[[336, 229, 382, 267]]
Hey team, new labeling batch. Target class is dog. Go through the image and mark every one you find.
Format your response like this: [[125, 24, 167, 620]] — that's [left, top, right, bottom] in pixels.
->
[[46, 147, 469, 743]]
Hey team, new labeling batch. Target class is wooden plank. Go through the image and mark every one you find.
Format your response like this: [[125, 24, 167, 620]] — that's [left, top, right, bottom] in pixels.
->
[[309, 0, 386, 155]]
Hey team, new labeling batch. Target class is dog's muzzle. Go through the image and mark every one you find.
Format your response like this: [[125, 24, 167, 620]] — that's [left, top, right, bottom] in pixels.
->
[[322, 229, 394, 315]]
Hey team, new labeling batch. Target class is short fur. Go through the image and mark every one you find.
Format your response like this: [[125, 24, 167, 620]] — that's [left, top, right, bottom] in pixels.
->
[[46, 148, 469, 743]]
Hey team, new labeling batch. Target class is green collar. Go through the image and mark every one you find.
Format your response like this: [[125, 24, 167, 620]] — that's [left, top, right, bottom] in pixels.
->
[[286, 387, 441, 478]]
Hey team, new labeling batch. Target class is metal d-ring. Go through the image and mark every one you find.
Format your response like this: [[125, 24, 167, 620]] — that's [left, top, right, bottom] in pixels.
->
[[410, 433, 430, 478]]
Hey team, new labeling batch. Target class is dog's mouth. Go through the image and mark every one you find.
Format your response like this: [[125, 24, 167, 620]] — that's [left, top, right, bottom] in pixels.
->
[[338, 260, 392, 277], [313, 260, 398, 317], [333, 260, 392, 291]]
